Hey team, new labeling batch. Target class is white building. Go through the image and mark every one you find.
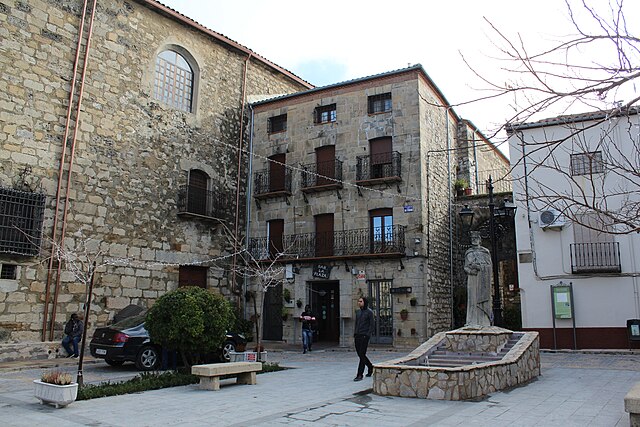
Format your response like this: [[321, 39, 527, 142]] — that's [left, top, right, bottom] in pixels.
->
[[507, 108, 640, 349]]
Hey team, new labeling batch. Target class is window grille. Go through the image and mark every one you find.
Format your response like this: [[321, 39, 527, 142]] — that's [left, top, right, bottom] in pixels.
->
[[368, 93, 392, 114], [0, 187, 46, 256], [154, 50, 194, 112], [0, 264, 16, 280], [314, 104, 336, 124], [268, 114, 287, 134], [570, 151, 603, 176]]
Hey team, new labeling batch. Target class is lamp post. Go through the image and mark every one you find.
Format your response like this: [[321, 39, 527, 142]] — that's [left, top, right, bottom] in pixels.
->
[[458, 176, 516, 327]]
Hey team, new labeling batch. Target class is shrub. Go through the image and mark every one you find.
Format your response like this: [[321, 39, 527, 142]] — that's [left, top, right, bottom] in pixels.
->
[[145, 287, 235, 366], [41, 369, 73, 385]]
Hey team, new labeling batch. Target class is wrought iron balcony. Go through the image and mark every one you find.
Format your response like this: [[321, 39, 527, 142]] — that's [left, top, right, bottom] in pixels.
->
[[356, 151, 401, 183], [570, 242, 621, 274], [253, 168, 292, 199], [248, 225, 405, 261], [301, 159, 343, 192], [177, 185, 230, 220]]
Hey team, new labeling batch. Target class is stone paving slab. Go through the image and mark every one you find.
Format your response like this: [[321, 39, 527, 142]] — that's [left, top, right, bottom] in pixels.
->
[[0, 349, 638, 426]]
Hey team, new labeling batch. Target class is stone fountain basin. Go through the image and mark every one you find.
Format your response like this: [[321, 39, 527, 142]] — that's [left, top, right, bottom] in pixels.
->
[[373, 326, 540, 400]]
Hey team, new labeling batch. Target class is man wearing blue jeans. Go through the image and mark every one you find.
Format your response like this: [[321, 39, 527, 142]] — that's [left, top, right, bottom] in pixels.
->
[[300, 305, 315, 354], [61, 313, 83, 358], [353, 297, 374, 381]]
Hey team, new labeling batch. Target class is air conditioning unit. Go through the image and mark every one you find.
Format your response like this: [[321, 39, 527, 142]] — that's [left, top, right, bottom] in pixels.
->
[[538, 209, 566, 229]]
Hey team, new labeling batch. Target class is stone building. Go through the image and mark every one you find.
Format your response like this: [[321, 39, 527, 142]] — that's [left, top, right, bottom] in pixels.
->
[[0, 0, 310, 359], [247, 65, 509, 348]]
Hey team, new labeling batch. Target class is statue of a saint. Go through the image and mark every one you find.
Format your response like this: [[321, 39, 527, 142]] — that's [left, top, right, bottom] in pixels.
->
[[464, 231, 492, 327]]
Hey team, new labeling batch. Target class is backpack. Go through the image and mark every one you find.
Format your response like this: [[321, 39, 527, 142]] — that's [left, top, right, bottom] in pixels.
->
[[64, 320, 73, 335]]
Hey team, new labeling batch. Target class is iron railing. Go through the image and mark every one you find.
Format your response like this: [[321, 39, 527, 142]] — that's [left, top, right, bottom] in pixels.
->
[[356, 151, 401, 181], [253, 168, 292, 197], [301, 159, 343, 189], [0, 187, 45, 256], [177, 185, 230, 219], [248, 225, 405, 260], [570, 242, 621, 273]]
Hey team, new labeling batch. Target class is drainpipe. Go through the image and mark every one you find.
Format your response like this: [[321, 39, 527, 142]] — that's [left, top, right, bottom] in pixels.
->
[[243, 105, 255, 320], [445, 108, 454, 329], [42, 0, 95, 341], [231, 53, 252, 307]]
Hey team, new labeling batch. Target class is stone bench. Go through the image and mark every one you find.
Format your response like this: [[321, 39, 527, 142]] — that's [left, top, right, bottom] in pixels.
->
[[191, 361, 262, 391], [625, 382, 640, 426]]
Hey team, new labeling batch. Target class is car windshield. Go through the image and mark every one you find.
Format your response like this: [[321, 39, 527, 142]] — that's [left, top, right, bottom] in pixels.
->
[[112, 313, 146, 330]]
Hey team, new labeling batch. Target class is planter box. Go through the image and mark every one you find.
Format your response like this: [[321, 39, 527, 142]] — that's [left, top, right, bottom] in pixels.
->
[[229, 351, 267, 363], [33, 380, 78, 408]]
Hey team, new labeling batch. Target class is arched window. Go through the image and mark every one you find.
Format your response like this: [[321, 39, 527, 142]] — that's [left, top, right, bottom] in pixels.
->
[[154, 50, 194, 112]]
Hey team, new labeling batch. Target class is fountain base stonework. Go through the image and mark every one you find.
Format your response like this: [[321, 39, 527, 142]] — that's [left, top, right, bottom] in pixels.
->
[[373, 326, 539, 400]]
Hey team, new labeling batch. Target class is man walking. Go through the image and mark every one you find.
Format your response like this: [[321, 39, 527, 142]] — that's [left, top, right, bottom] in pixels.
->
[[353, 296, 374, 381], [61, 313, 83, 358]]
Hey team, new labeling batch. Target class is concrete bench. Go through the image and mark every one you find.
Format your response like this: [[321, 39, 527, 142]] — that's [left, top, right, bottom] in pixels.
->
[[625, 382, 640, 426], [191, 361, 262, 391]]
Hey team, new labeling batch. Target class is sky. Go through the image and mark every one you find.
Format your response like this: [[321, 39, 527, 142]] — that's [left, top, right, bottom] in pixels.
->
[[160, 0, 639, 158]]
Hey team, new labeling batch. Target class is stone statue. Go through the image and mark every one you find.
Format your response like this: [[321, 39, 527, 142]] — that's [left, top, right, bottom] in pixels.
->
[[464, 231, 492, 327]]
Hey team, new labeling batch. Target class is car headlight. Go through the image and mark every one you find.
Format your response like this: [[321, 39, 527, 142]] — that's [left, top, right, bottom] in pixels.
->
[[238, 334, 245, 340]]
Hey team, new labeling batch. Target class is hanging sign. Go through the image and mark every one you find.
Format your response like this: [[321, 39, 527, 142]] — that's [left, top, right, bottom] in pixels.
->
[[312, 264, 332, 279], [390, 286, 412, 294]]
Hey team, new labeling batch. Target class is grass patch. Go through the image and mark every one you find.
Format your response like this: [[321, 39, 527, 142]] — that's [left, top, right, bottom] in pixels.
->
[[77, 362, 286, 401]]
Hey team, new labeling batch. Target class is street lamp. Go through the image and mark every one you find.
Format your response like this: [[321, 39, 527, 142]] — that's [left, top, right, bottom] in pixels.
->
[[458, 176, 516, 327]]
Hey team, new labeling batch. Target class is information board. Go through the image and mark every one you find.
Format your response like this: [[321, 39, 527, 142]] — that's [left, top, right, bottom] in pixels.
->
[[552, 285, 572, 319]]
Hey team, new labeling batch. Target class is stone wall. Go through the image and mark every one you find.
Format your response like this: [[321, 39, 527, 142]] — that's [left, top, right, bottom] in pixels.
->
[[0, 0, 309, 348]]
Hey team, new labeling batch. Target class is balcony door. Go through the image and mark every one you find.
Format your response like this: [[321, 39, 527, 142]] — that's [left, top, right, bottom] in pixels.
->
[[316, 145, 335, 186], [267, 219, 284, 258], [269, 153, 286, 192], [187, 169, 208, 215], [370, 208, 393, 253], [370, 137, 392, 179], [315, 214, 334, 257]]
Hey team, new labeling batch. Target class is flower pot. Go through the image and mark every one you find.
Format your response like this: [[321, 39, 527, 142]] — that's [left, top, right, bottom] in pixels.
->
[[33, 380, 78, 408], [400, 311, 408, 321]]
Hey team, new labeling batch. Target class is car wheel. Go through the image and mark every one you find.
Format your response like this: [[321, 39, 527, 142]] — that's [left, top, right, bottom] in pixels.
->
[[222, 341, 236, 362], [105, 359, 125, 367], [135, 345, 160, 370]]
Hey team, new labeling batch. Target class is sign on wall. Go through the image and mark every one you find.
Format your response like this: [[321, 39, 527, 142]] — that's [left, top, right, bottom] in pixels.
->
[[312, 264, 332, 279]]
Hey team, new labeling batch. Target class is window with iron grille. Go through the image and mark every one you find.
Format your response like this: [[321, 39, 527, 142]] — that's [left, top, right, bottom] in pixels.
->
[[368, 93, 392, 114], [314, 104, 336, 124], [154, 50, 194, 113], [268, 114, 287, 134], [0, 187, 46, 256], [0, 264, 16, 280], [570, 151, 603, 176]]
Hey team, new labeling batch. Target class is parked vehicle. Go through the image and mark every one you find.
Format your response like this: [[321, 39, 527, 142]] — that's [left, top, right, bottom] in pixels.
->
[[89, 314, 247, 370]]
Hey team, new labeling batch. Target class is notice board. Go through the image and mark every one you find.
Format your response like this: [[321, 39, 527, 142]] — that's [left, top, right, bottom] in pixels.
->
[[552, 285, 572, 319]]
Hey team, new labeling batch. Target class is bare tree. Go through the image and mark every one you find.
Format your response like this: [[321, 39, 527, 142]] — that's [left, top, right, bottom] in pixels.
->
[[466, 0, 640, 233]]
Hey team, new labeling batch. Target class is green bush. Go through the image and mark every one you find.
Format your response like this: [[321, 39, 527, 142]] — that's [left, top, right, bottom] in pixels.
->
[[145, 287, 235, 364]]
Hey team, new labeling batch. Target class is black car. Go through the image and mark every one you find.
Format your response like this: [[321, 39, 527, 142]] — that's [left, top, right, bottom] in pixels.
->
[[89, 314, 247, 370]]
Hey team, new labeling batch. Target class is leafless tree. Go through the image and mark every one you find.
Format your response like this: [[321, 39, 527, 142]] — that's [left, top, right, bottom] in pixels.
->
[[465, 0, 640, 233]]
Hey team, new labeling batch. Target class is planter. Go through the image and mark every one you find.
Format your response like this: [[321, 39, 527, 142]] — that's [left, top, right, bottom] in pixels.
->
[[33, 380, 78, 408], [400, 310, 409, 321]]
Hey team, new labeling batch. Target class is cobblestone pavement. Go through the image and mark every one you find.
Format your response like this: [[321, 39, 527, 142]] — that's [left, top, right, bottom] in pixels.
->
[[0, 348, 638, 426]]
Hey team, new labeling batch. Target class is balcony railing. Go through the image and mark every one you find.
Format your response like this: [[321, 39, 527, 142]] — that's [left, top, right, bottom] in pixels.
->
[[248, 225, 405, 261], [476, 169, 512, 194], [356, 151, 401, 183], [177, 185, 230, 220], [253, 168, 292, 199], [570, 242, 621, 273], [301, 159, 343, 191]]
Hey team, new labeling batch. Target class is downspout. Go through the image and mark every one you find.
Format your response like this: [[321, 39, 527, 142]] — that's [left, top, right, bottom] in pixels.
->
[[232, 52, 252, 307], [43, 0, 95, 341], [243, 105, 255, 320], [445, 108, 454, 329], [472, 131, 479, 193]]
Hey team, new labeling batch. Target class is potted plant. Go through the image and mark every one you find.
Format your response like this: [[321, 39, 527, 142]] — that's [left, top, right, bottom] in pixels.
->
[[296, 299, 303, 308], [34, 369, 78, 408], [282, 288, 292, 304], [281, 307, 289, 321], [400, 308, 409, 321], [410, 297, 417, 307], [454, 178, 469, 196]]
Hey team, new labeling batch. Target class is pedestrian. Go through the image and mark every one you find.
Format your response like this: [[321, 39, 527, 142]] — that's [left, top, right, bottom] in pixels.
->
[[353, 296, 374, 381], [300, 305, 315, 354], [61, 313, 83, 358]]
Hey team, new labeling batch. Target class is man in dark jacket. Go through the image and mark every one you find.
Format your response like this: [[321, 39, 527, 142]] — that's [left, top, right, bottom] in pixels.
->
[[353, 296, 374, 381], [61, 313, 83, 358]]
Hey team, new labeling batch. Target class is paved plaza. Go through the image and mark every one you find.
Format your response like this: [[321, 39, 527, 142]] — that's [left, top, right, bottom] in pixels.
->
[[0, 348, 638, 426]]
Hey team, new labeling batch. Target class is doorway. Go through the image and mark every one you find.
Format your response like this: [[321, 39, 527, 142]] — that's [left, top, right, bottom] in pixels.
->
[[368, 280, 393, 344], [262, 282, 283, 341], [308, 281, 340, 343]]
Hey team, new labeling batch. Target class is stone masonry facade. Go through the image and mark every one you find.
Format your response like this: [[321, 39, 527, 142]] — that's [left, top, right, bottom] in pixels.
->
[[0, 0, 310, 355]]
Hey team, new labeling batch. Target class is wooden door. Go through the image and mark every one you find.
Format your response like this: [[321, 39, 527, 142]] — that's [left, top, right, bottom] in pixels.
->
[[268, 219, 284, 258], [315, 145, 335, 186], [315, 214, 334, 257], [310, 282, 340, 342], [370, 137, 392, 179], [269, 153, 286, 192], [179, 266, 208, 288], [263, 282, 283, 341], [187, 169, 208, 215]]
